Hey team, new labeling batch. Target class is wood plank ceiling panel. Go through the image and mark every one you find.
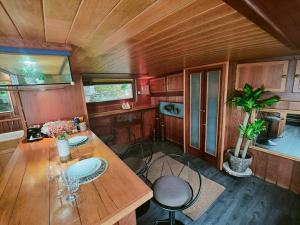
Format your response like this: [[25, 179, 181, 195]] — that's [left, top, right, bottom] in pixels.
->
[[87, 0, 207, 56], [73, 0, 295, 75], [72, 0, 231, 71], [70, 0, 157, 68], [0, 4, 21, 38], [0, 0, 298, 76], [66, 0, 120, 46], [90, 39, 287, 74], [81, 0, 158, 48], [90, 33, 291, 73], [93, 14, 254, 70], [43, 0, 82, 43], [1, 0, 45, 40]]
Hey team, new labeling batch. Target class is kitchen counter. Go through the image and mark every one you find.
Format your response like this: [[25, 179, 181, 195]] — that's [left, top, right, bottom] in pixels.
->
[[0, 130, 152, 225], [88, 105, 156, 119]]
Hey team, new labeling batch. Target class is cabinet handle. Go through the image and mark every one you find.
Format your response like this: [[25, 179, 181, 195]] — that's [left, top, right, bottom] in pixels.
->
[[295, 74, 300, 78], [282, 74, 287, 78]]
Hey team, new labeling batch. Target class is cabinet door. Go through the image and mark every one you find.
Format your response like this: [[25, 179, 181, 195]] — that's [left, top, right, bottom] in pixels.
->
[[143, 109, 155, 137], [293, 60, 300, 92], [149, 77, 166, 94], [166, 73, 183, 92], [236, 61, 289, 92]]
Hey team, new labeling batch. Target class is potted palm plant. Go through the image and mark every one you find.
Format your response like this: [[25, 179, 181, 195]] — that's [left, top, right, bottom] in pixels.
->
[[227, 84, 279, 173]]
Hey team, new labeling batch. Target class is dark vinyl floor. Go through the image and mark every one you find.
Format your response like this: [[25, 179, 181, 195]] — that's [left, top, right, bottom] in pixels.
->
[[137, 141, 300, 225]]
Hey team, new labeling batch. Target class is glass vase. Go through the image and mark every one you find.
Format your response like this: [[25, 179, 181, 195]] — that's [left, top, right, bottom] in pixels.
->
[[56, 139, 70, 162]]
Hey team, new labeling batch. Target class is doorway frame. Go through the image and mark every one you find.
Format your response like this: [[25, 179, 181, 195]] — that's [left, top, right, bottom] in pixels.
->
[[183, 62, 229, 170]]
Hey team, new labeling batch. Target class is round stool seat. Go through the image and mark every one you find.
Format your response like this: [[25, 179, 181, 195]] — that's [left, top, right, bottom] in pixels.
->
[[110, 144, 130, 157], [123, 157, 147, 174], [153, 176, 192, 208], [100, 135, 114, 144]]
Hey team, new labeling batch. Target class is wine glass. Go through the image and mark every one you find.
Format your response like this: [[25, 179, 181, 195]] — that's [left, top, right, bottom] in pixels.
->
[[48, 162, 64, 198], [63, 173, 80, 202]]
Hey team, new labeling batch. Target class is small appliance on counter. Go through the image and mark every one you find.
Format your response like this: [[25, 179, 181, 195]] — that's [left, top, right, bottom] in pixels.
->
[[72, 117, 81, 131], [26, 125, 43, 142]]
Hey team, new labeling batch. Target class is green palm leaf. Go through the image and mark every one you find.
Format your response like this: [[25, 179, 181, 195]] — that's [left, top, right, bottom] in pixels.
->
[[240, 119, 266, 140], [227, 84, 280, 113]]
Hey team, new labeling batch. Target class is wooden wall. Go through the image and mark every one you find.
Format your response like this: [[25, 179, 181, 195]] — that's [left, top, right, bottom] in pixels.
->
[[250, 149, 300, 194], [19, 74, 87, 125], [225, 56, 300, 194]]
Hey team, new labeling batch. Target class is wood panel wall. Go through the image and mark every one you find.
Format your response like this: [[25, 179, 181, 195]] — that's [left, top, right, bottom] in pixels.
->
[[250, 149, 300, 194], [19, 74, 88, 125], [225, 56, 300, 195]]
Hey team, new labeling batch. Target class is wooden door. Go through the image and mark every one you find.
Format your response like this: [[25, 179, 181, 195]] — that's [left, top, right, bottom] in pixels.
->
[[236, 61, 289, 92], [186, 69, 221, 165], [293, 60, 300, 92]]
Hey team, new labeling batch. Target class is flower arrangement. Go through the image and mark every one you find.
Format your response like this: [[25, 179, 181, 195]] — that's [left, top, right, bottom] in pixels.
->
[[41, 120, 74, 140]]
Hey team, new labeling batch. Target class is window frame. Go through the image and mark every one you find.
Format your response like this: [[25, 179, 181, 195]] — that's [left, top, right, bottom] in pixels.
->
[[84, 81, 136, 105], [251, 108, 300, 162], [0, 90, 13, 114]]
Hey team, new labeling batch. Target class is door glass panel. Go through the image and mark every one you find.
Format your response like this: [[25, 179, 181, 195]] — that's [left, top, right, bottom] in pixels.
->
[[205, 70, 220, 156], [190, 73, 201, 149]]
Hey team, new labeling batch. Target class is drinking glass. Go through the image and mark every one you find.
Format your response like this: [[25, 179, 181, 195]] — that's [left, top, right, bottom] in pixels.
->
[[47, 162, 63, 198], [63, 173, 80, 202]]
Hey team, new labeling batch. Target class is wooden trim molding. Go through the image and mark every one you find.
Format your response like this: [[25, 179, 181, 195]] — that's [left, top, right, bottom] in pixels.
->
[[223, 0, 298, 48], [0, 37, 72, 51], [293, 60, 300, 92]]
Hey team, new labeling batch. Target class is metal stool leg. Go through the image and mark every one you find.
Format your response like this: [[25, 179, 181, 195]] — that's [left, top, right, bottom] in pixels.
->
[[170, 211, 175, 225], [155, 211, 184, 225]]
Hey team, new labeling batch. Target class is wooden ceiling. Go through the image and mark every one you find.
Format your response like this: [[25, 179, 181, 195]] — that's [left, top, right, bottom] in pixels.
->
[[0, 0, 299, 76]]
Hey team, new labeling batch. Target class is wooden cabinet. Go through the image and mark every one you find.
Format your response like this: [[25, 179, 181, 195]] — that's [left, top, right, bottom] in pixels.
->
[[149, 77, 166, 94], [166, 73, 183, 92], [89, 107, 156, 145], [0, 139, 18, 175], [143, 109, 155, 138], [164, 115, 183, 145], [293, 60, 300, 92], [236, 61, 289, 92]]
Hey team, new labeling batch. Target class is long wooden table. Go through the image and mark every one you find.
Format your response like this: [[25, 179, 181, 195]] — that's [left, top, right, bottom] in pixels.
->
[[0, 130, 153, 225]]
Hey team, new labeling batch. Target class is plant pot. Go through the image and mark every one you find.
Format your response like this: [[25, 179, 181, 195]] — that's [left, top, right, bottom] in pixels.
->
[[56, 139, 70, 162], [227, 149, 253, 173]]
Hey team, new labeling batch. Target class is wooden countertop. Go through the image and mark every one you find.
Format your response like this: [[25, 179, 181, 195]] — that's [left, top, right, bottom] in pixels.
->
[[89, 105, 156, 119], [0, 130, 153, 225]]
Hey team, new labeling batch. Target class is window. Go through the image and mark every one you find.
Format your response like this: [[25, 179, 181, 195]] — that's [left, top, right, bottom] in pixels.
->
[[0, 91, 12, 112], [253, 109, 300, 160], [84, 83, 134, 103]]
